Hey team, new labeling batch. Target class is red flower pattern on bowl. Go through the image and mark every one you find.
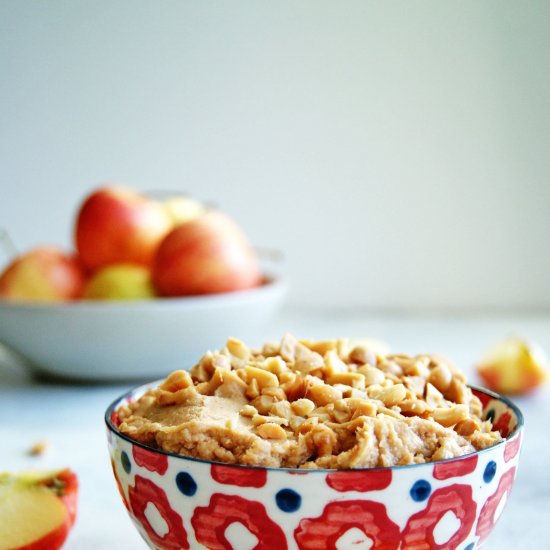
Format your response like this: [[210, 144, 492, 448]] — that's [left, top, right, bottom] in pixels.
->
[[106, 384, 523, 549]]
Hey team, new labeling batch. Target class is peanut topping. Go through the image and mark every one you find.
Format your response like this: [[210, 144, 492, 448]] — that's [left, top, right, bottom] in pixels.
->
[[117, 334, 503, 469]]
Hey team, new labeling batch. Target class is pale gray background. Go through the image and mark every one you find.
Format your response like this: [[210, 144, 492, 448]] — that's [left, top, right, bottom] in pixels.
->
[[1, 1, 549, 310]]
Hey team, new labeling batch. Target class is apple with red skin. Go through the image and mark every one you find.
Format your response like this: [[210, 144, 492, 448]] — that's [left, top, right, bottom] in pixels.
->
[[75, 186, 172, 271], [152, 211, 262, 296], [0, 469, 78, 550], [0, 247, 85, 302]]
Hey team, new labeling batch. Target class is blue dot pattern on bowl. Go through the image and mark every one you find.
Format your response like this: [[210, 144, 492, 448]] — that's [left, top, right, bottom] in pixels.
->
[[121, 451, 131, 474], [483, 461, 497, 483], [410, 479, 431, 502], [276, 488, 302, 512], [464, 543, 475, 550], [176, 472, 198, 496]]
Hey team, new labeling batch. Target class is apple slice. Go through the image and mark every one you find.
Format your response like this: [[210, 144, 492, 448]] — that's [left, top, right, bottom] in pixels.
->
[[0, 469, 78, 550]]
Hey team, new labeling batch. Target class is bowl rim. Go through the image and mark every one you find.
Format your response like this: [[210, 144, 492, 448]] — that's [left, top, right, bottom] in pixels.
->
[[105, 380, 524, 474], [0, 274, 286, 313]]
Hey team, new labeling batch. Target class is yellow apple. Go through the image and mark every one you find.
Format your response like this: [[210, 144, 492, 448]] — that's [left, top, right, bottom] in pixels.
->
[[83, 264, 156, 300], [163, 195, 206, 226]]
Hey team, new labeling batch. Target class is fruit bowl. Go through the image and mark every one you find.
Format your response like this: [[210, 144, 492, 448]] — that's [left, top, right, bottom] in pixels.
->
[[0, 277, 286, 382], [106, 382, 523, 549]]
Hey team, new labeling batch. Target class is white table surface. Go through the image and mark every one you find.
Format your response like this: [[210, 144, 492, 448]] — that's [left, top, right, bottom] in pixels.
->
[[1, 307, 549, 549]]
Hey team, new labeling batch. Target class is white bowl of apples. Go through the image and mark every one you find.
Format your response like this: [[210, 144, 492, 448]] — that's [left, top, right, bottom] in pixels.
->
[[0, 186, 286, 382]]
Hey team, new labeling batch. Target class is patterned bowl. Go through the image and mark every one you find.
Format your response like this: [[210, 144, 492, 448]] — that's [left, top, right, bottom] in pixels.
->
[[105, 383, 524, 550]]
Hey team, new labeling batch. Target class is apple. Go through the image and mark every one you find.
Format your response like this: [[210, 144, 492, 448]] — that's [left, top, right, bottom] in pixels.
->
[[74, 186, 172, 271], [83, 263, 156, 300], [0, 469, 78, 550], [476, 337, 549, 395], [163, 195, 206, 226], [152, 210, 262, 296], [0, 247, 85, 302]]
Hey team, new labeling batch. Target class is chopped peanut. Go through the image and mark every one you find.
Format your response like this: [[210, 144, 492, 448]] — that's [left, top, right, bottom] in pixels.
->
[[455, 418, 480, 436], [444, 378, 469, 405], [251, 394, 277, 415], [263, 356, 288, 375], [327, 372, 366, 389], [351, 401, 378, 418], [374, 384, 407, 407], [324, 349, 348, 375], [428, 364, 453, 392], [160, 370, 193, 392], [432, 405, 469, 427], [291, 398, 316, 416], [226, 337, 250, 360], [358, 365, 386, 386], [349, 345, 377, 366], [307, 383, 343, 406], [240, 404, 258, 417], [245, 365, 279, 389], [256, 423, 287, 440], [28, 440, 48, 456], [270, 400, 292, 420]]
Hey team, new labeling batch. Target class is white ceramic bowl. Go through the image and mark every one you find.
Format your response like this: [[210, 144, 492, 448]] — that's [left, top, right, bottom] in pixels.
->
[[0, 277, 286, 382]]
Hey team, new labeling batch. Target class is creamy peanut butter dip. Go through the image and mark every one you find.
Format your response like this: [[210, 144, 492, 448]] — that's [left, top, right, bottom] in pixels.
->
[[117, 335, 502, 469]]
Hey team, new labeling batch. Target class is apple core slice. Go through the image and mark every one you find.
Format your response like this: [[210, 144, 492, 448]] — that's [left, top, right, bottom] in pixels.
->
[[0, 485, 69, 550]]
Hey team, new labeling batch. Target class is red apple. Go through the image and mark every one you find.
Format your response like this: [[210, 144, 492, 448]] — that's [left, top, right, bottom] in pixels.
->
[[0, 247, 85, 302], [152, 211, 262, 296], [0, 469, 78, 550], [74, 186, 172, 271]]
